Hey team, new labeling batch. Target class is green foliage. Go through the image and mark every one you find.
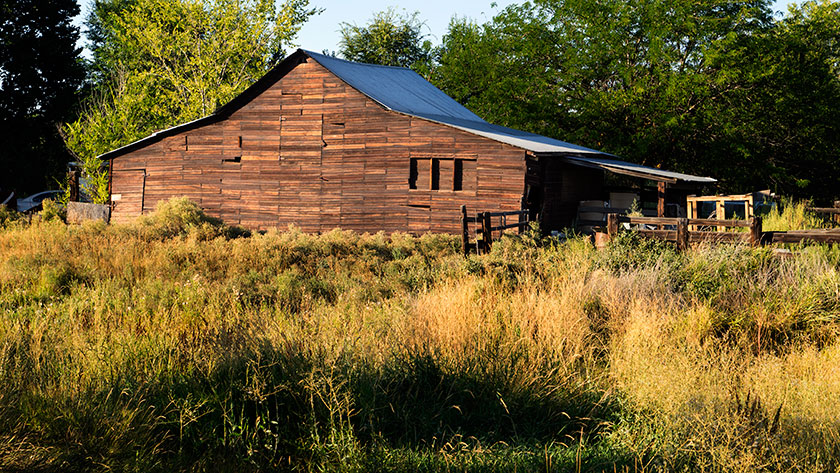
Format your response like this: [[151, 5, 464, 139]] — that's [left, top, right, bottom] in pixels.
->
[[0, 0, 84, 195], [0, 205, 23, 228], [135, 196, 247, 240], [596, 230, 682, 273], [63, 0, 319, 203], [433, 0, 840, 201], [339, 8, 434, 74], [762, 198, 833, 231], [38, 198, 66, 223]]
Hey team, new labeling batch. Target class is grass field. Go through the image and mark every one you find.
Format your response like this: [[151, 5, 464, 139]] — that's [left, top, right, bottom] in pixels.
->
[[1, 198, 839, 472]]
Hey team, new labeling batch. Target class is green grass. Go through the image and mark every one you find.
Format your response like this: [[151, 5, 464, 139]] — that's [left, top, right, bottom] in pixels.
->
[[1, 197, 839, 472]]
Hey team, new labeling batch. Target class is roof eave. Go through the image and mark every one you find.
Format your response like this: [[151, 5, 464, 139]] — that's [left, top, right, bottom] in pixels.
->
[[535, 152, 717, 184]]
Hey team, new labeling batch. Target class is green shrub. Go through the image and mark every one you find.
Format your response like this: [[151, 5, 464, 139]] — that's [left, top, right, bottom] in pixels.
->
[[39, 198, 65, 222]]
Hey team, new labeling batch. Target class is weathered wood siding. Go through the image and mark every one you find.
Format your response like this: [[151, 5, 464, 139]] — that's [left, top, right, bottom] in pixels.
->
[[110, 59, 526, 234]]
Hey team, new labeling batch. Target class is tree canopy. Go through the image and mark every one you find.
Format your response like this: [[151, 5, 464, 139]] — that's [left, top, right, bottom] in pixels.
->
[[339, 8, 433, 74], [64, 0, 318, 202], [0, 0, 84, 195], [433, 0, 840, 200], [46, 0, 840, 203]]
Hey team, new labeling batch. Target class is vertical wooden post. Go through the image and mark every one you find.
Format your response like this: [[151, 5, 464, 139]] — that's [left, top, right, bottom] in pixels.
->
[[749, 216, 763, 247], [834, 201, 840, 225], [716, 199, 725, 232], [67, 170, 80, 202], [482, 212, 493, 252], [607, 213, 619, 241], [676, 218, 689, 251], [475, 212, 484, 254], [657, 181, 666, 217], [687, 197, 696, 232], [657, 181, 666, 230], [460, 205, 469, 257]]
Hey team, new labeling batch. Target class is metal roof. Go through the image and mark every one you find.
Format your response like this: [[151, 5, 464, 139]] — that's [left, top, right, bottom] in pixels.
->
[[305, 51, 485, 123], [99, 49, 716, 184], [563, 156, 718, 184], [305, 50, 608, 156]]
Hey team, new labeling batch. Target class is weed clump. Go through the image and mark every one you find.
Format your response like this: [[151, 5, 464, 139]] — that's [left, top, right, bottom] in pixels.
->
[[135, 197, 248, 240]]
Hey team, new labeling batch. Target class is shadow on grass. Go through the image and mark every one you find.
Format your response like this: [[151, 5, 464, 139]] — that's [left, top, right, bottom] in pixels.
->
[[1, 344, 636, 472]]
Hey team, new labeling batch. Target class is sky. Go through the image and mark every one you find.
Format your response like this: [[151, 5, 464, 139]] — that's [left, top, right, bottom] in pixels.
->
[[74, 0, 798, 57]]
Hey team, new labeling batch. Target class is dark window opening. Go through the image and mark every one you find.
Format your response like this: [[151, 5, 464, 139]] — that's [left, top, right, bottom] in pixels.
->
[[409, 158, 419, 189], [409, 157, 476, 191]]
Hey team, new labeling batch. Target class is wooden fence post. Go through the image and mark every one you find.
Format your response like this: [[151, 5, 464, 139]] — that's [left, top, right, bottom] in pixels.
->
[[460, 205, 469, 257], [834, 201, 840, 225], [476, 212, 486, 254], [749, 216, 763, 246], [482, 212, 493, 252], [676, 218, 689, 251], [607, 213, 619, 241], [67, 170, 80, 202]]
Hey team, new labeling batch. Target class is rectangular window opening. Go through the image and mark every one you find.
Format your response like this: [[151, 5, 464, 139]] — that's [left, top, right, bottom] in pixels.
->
[[409, 158, 419, 189], [409, 157, 476, 191]]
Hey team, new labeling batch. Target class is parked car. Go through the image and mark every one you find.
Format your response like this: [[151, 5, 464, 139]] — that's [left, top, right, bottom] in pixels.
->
[[16, 190, 63, 213]]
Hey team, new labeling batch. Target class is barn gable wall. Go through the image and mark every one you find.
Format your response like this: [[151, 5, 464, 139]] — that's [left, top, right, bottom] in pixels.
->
[[111, 59, 526, 233]]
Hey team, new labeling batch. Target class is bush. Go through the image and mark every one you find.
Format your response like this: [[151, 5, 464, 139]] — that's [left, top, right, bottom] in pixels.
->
[[136, 196, 247, 240], [39, 198, 66, 222]]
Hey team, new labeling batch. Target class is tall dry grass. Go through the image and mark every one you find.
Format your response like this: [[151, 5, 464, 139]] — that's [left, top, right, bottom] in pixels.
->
[[1, 197, 839, 471]]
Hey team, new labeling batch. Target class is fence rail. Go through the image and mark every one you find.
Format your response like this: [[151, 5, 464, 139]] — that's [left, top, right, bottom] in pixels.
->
[[607, 214, 762, 250], [460, 205, 529, 256], [605, 214, 840, 249]]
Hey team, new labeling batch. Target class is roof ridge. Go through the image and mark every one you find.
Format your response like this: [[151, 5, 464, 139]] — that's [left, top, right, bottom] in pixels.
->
[[302, 49, 420, 72]]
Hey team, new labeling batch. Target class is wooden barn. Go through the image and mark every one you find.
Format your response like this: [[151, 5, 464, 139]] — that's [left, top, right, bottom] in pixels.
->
[[101, 49, 716, 234]]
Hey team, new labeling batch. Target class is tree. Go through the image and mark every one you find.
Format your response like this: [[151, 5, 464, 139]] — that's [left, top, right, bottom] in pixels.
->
[[339, 8, 433, 74], [721, 0, 840, 199], [434, 0, 840, 200], [64, 0, 318, 202], [435, 0, 774, 176], [0, 0, 84, 195]]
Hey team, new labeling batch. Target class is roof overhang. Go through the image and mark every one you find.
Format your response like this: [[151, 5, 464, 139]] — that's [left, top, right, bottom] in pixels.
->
[[550, 154, 717, 185]]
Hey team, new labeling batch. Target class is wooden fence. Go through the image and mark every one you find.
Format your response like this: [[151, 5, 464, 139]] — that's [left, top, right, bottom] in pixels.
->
[[460, 205, 529, 256], [457, 208, 840, 257], [806, 204, 840, 225], [605, 214, 840, 249], [606, 214, 762, 250]]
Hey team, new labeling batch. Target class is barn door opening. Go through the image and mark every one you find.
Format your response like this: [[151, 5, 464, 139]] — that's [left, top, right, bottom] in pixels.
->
[[525, 183, 543, 222]]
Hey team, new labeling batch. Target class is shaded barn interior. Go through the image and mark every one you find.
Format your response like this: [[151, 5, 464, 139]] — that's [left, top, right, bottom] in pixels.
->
[[103, 49, 715, 234]]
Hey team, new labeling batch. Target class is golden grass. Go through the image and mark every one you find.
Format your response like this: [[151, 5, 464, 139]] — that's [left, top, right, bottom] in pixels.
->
[[1, 198, 839, 471]]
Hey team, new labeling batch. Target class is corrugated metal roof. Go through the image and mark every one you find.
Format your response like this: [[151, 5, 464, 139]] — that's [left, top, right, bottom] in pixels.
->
[[99, 49, 716, 184], [564, 156, 718, 184], [306, 51, 716, 183], [305, 50, 607, 156], [305, 51, 484, 122]]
